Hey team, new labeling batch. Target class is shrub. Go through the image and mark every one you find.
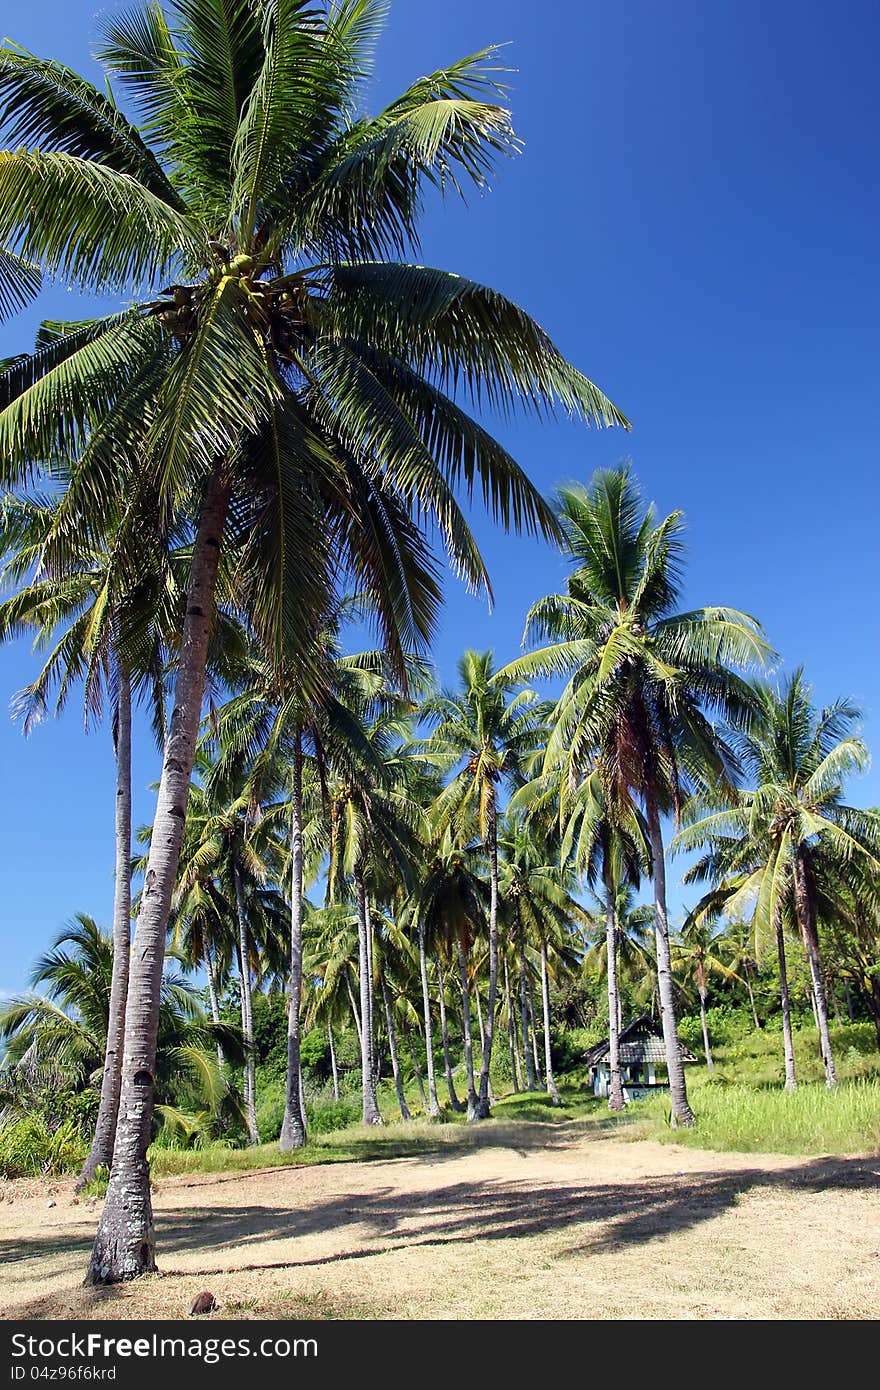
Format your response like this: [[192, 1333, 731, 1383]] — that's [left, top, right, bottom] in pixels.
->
[[0, 1114, 88, 1178], [306, 1094, 361, 1134]]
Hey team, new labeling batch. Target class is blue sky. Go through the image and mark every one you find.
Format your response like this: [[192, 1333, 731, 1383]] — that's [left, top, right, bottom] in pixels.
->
[[1, 0, 878, 994]]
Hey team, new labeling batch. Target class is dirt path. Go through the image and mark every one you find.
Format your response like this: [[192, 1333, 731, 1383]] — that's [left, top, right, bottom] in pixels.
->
[[2, 1121, 878, 1320]]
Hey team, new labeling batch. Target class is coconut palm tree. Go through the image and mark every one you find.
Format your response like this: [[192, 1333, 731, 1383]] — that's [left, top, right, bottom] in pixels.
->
[[673, 918, 743, 1070], [675, 671, 880, 1088], [500, 467, 769, 1125], [422, 652, 546, 1118], [0, 0, 625, 1281]]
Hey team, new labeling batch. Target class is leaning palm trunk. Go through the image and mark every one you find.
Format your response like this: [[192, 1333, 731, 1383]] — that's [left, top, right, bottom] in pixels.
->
[[380, 966, 410, 1121], [744, 962, 761, 1031], [698, 983, 714, 1071], [516, 902, 536, 1091], [457, 935, 478, 1120], [645, 793, 694, 1126], [78, 670, 132, 1189], [794, 852, 836, 1087], [88, 469, 231, 1284], [503, 957, 521, 1092], [436, 954, 465, 1111], [417, 924, 441, 1117], [233, 868, 259, 1146], [539, 939, 560, 1104], [475, 799, 499, 1119], [604, 873, 625, 1112], [327, 1024, 340, 1102], [280, 736, 307, 1150], [354, 865, 382, 1124], [774, 905, 797, 1090]]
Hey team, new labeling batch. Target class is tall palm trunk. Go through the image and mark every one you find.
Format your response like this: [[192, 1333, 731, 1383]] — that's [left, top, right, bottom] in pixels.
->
[[78, 669, 132, 1189], [645, 790, 694, 1127], [403, 1017, 428, 1111], [473, 985, 495, 1104], [794, 851, 836, 1087], [604, 868, 625, 1112], [436, 954, 465, 1111], [327, 1023, 340, 1102], [417, 924, 441, 1117], [475, 795, 499, 1119], [457, 935, 478, 1120], [698, 981, 714, 1071], [347, 974, 362, 1049], [539, 938, 560, 1104], [744, 961, 761, 1031], [202, 923, 224, 1070], [516, 901, 536, 1091], [280, 735, 307, 1151], [527, 977, 543, 1085], [88, 468, 231, 1284], [233, 864, 259, 1145], [354, 864, 382, 1124], [503, 956, 520, 1093], [364, 894, 376, 1080], [774, 904, 797, 1090], [379, 965, 410, 1121]]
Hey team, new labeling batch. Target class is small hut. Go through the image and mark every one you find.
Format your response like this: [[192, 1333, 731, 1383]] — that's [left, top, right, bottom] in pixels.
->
[[583, 1016, 696, 1101]]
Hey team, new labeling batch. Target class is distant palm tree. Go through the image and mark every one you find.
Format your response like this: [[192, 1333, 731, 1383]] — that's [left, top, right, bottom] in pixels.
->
[[501, 467, 769, 1125], [673, 919, 742, 1069], [675, 670, 880, 1087], [0, 0, 625, 1283], [423, 652, 546, 1118]]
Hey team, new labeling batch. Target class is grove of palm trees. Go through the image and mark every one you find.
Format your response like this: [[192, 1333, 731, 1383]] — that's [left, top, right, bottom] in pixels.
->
[[0, 0, 878, 1329]]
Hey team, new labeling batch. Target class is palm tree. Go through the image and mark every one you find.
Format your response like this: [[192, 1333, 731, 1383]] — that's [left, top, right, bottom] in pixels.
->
[[675, 671, 880, 1088], [0, 915, 242, 1136], [673, 918, 742, 1070], [423, 652, 546, 1118], [500, 467, 770, 1125], [0, 0, 626, 1281]]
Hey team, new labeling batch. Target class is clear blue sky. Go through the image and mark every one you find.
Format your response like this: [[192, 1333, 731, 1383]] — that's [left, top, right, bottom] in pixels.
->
[[1, 0, 878, 994]]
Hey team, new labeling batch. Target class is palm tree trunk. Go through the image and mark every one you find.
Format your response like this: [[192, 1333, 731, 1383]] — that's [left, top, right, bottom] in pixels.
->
[[475, 797, 499, 1119], [364, 895, 376, 1081], [347, 974, 362, 1050], [88, 468, 231, 1284], [699, 984, 714, 1071], [604, 870, 625, 1112], [417, 923, 441, 1117], [280, 735, 307, 1151], [539, 938, 560, 1104], [78, 669, 132, 1189], [202, 924, 224, 1070], [233, 867, 259, 1146], [774, 904, 797, 1090], [517, 902, 536, 1091], [645, 790, 694, 1127], [354, 865, 382, 1124], [503, 956, 521, 1093], [328, 1023, 340, 1102], [744, 963, 761, 1031], [379, 966, 410, 1121], [794, 851, 836, 1087], [457, 935, 478, 1120], [436, 954, 465, 1111], [403, 1017, 428, 1111], [527, 977, 543, 1085]]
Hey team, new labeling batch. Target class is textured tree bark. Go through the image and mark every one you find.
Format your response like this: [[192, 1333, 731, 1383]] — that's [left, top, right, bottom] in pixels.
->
[[233, 866, 259, 1145], [699, 985, 714, 1070], [457, 935, 478, 1121], [280, 735, 307, 1151], [794, 851, 837, 1087], [604, 871, 625, 1112], [539, 939, 560, 1104], [78, 670, 133, 1189], [503, 957, 521, 1092], [645, 790, 694, 1127], [774, 905, 797, 1090], [516, 901, 536, 1091], [436, 954, 465, 1111], [354, 865, 382, 1124], [475, 796, 499, 1119], [380, 965, 410, 1120], [417, 923, 441, 1117], [87, 467, 231, 1284], [328, 1023, 340, 1101]]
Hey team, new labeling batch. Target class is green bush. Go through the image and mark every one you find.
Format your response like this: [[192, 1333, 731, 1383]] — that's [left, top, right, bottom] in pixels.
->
[[307, 1094, 361, 1134], [0, 1114, 88, 1178]]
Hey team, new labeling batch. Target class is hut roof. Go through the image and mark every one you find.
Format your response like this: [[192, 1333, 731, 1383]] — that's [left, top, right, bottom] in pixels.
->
[[583, 1015, 697, 1067]]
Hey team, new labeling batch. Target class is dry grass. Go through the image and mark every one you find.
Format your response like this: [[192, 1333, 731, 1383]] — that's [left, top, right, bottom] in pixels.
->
[[2, 1114, 879, 1322]]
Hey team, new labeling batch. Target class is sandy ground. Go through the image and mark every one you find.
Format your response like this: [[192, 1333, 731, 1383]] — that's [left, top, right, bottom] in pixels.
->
[[2, 1120, 879, 1320]]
